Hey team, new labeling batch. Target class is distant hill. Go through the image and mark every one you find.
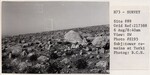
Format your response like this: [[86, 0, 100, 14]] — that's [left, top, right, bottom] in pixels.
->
[[3, 25, 109, 38]]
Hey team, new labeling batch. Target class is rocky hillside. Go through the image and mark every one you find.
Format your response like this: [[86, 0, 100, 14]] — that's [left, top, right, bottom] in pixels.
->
[[2, 25, 109, 74]]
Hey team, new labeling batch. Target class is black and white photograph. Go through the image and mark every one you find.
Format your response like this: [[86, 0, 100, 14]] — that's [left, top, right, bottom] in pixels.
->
[[2, 1, 109, 74]]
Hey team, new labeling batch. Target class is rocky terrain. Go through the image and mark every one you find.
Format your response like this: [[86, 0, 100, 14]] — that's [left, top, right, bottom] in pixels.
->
[[2, 25, 109, 74]]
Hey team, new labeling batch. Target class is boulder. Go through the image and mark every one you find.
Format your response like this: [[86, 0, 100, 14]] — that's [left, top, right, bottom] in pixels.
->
[[61, 58, 70, 64], [37, 56, 49, 62], [18, 62, 28, 71], [64, 30, 82, 44], [99, 48, 105, 54], [81, 38, 88, 46], [92, 36, 109, 48], [11, 58, 20, 66], [10, 45, 22, 55], [27, 52, 35, 57]]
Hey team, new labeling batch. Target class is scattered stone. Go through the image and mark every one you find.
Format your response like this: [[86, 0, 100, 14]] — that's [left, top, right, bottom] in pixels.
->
[[89, 55, 94, 59], [54, 51, 57, 53], [18, 62, 28, 71], [90, 69, 99, 72], [27, 53, 38, 61], [84, 54, 88, 57], [34, 63, 41, 68], [67, 65, 72, 68], [71, 54, 76, 58], [88, 61, 93, 66], [104, 53, 110, 58], [96, 60, 108, 68], [8, 53, 12, 59], [87, 52, 92, 55], [11, 58, 20, 66], [20, 51, 27, 57], [85, 47, 90, 51], [27, 53, 35, 58], [22, 43, 29, 48], [10, 45, 22, 55], [99, 48, 105, 54], [27, 47, 33, 52], [81, 38, 88, 46], [37, 56, 49, 62], [61, 58, 70, 64]]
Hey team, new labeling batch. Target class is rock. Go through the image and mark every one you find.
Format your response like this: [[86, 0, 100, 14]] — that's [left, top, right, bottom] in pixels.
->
[[87, 36, 94, 41], [79, 51, 83, 55], [90, 69, 99, 72], [64, 30, 82, 44], [37, 56, 49, 62], [67, 65, 72, 68], [10, 45, 22, 55], [81, 38, 88, 46], [71, 54, 76, 58], [84, 54, 88, 57], [27, 53, 35, 57], [22, 43, 29, 48], [57, 52, 62, 56], [11, 58, 20, 66], [96, 55, 102, 59], [21, 40, 25, 43], [23, 60, 32, 67], [18, 62, 28, 71], [88, 61, 93, 66], [89, 55, 94, 59], [104, 53, 110, 58], [96, 60, 108, 68], [8, 53, 12, 59], [87, 52, 92, 55], [91, 51, 98, 55], [20, 51, 27, 57], [99, 48, 105, 54], [34, 63, 41, 68], [54, 51, 58, 53], [61, 58, 70, 64], [71, 43, 79, 49], [92, 36, 109, 48], [85, 47, 90, 51], [64, 49, 67, 52], [62, 53, 66, 56], [27, 47, 33, 52], [27, 53, 38, 61], [34, 63, 45, 68], [106, 70, 109, 73], [81, 33, 92, 38]]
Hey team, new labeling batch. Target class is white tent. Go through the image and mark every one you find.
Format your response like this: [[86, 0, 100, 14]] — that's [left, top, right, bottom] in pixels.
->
[[64, 30, 82, 44]]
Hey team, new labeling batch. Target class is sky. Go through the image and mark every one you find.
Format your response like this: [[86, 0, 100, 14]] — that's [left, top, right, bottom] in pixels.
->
[[2, 2, 109, 36]]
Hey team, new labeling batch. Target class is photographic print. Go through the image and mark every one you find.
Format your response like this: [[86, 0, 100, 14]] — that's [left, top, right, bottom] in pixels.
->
[[2, 1, 109, 74]]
